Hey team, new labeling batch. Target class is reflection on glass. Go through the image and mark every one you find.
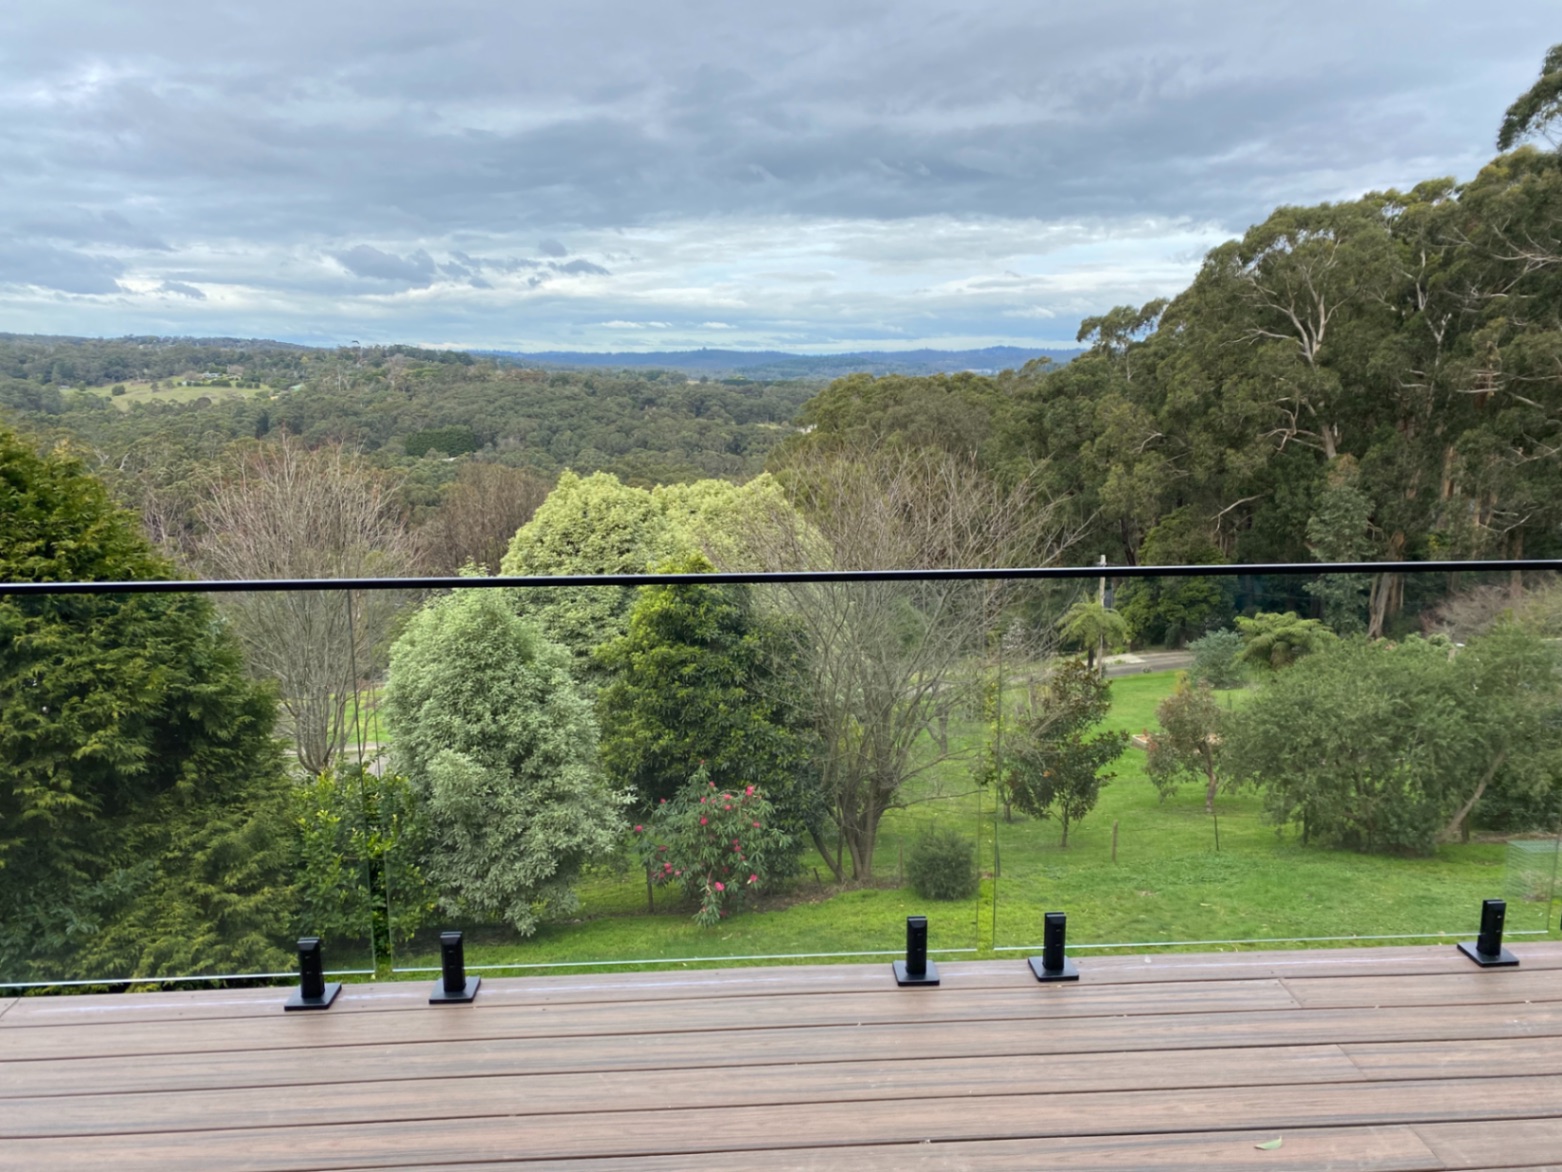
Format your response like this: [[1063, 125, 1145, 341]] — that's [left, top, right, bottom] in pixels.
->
[[6, 565, 1559, 987], [993, 571, 1562, 953], [0, 588, 377, 989]]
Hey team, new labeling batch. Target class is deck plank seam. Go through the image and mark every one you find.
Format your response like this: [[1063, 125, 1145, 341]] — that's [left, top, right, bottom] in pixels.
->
[[10, 997, 1562, 1065], [249, 1124, 1457, 1172], [15, 1107, 1562, 1165], [10, 1075, 1562, 1141], [11, 1010, 1562, 1081]]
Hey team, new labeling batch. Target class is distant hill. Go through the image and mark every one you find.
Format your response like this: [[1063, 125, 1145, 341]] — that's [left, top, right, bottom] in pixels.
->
[[476, 346, 1081, 380]]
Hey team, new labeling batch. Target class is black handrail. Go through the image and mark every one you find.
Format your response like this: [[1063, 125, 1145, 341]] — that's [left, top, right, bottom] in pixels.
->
[[1, 558, 1556, 596]]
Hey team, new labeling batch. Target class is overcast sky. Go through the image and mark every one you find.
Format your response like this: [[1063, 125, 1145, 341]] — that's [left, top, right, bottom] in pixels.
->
[[1, 2, 1555, 352]]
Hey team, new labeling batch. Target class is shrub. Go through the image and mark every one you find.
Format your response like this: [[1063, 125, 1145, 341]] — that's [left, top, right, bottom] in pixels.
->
[[1188, 628, 1245, 689], [905, 826, 978, 901], [636, 764, 794, 926], [291, 767, 435, 952]]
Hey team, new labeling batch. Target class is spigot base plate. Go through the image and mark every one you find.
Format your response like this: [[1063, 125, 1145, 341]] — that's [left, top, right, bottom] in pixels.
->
[[1457, 941, 1518, 968], [430, 976, 482, 1003], [1028, 955, 1079, 983], [284, 982, 342, 1011], [893, 960, 940, 986]]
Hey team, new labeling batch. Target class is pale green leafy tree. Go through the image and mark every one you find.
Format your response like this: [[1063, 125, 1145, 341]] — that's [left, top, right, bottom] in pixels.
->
[[384, 588, 626, 935], [498, 469, 801, 671], [499, 470, 678, 666]]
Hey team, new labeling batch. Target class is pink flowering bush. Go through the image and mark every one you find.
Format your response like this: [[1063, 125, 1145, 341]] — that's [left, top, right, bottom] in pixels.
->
[[634, 764, 794, 926]]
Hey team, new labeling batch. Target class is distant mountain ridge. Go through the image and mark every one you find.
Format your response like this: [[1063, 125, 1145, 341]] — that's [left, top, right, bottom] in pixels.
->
[[476, 346, 1081, 379]]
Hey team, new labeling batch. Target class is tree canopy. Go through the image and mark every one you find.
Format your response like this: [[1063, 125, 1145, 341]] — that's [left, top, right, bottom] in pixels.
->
[[0, 427, 291, 981]]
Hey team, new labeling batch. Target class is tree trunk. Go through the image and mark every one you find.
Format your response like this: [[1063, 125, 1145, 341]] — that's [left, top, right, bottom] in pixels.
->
[[809, 826, 842, 883], [1439, 752, 1505, 843]]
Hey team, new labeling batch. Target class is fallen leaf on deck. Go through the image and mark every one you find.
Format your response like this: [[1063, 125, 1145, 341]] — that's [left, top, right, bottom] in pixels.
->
[[1255, 1137, 1283, 1150]]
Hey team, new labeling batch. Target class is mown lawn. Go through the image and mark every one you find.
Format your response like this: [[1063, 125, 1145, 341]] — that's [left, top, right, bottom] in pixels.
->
[[382, 669, 1562, 977]]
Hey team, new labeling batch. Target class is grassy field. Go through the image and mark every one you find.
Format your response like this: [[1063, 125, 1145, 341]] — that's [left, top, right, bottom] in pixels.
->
[[76, 380, 274, 410], [380, 669, 1562, 977]]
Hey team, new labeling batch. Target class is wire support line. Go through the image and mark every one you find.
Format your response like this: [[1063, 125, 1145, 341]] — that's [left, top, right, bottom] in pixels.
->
[[991, 929, 1552, 951], [390, 947, 983, 973], [0, 969, 376, 991]]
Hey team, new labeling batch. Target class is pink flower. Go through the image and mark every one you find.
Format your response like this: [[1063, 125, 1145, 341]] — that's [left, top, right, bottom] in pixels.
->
[[723, 804, 732, 811], [633, 824, 643, 833], [748, 873, 758, 884], [752, 821, 761, 829], [732, 839, 740, 848], [699, 816, 708, 825], [714, 881, 725, 892], [745, 786, 754, 796], [700, 796, 707, 804], [663, 862, 673, 872]]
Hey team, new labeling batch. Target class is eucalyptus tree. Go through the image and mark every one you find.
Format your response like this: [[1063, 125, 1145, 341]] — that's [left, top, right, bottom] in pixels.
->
[[1498, 42, 1562, 151]]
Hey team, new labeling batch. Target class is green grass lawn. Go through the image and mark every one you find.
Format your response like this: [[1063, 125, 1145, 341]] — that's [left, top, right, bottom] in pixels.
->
[[380, 668, 1562, 978]]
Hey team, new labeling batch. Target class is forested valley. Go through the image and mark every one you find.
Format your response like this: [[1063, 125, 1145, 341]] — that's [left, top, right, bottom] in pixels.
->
[[4, 51, 1562, 985]]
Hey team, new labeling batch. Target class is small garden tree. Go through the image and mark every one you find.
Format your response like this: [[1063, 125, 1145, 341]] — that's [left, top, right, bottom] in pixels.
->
[[384, 588, 626, 935], [1007, 659, 1128, 846], [1146, 675, 1227, 812], [1188, 628, 1246, 689], [596, 555, 819, 855], [634, 765, 794, 926]]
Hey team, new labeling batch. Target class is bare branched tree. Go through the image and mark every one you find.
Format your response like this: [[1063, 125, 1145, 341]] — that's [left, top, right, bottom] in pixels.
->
[[747, 445, 1082, 880], [196, 436, 421, 772], [420, 462, 552, 574]]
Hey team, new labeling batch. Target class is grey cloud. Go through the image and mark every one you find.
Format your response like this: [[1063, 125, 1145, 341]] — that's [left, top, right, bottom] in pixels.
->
[[486, 257, 543, 272], [334, 245, 437, 285], [552, 258, 610, 276], [0, 239, 125, 294], [156, 280, 206, 299], [19, 209, 171, 251], [3, 1, 1550, 245]]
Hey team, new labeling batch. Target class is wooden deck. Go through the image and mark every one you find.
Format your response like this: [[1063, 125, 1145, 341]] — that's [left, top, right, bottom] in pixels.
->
[[4, 942, 1562, 1170]]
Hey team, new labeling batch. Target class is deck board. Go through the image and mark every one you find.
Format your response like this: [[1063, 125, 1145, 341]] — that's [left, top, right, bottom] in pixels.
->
[[10, 1076, 1562, 1171], [3, 942, 1560, 1169], [8, 1000, 1562, 1099]]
